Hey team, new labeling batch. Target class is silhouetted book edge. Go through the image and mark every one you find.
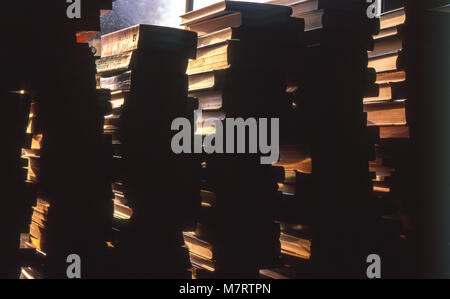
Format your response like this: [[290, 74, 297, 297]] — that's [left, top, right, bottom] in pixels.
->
[[280, 232, 311, 260]]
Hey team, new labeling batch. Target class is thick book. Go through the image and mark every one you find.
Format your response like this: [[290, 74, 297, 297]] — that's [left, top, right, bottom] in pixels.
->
[[365, 101, 407, 126], [379, 125, 410, 139], [368, 52, 399, 73], [99, 71, 132, 91], [113, 199, 133, 220], [380, 7, 406, 30], [188, 70, 228, 91], [101, 24, 197, 59], [188, 41, 234, 74], [181, 0, 292, 28], [187, 40, 288, 75], [376, 70, 405, 83], [369, 33, 403, 58]]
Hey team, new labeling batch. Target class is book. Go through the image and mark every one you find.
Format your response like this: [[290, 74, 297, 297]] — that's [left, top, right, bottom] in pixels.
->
[[376, 70, 406, 84], [101, 24, 197, 59], [374, 26, 400, 40], [96, 51, 189, 76], [183, 231, 215, 260], [368, 52, 399, 73], [365, 101, 407, 126], [380, 7, 406, 30], [188, 70, 228, 92], [99, 71, 132, 91], [379, 125, 410, 139], [280, 233, 311, 260], [369, 33, 403, 58], [181, 0, 293, 29]]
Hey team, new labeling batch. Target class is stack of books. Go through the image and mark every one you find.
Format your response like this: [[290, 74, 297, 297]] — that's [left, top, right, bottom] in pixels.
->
[[262, 0, 416, 278], [367, 3, 407, 137], [0, 92, 32, 278], [181, 0, 305, 278], [367, 4, 413, 277], [267, 0, 411, 278], [15, 1, 116, 278], [24, 100, 45, 252], [367, 5, 408, 191], [302, 0, 380, 278], [96, 24, 199, 278]]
